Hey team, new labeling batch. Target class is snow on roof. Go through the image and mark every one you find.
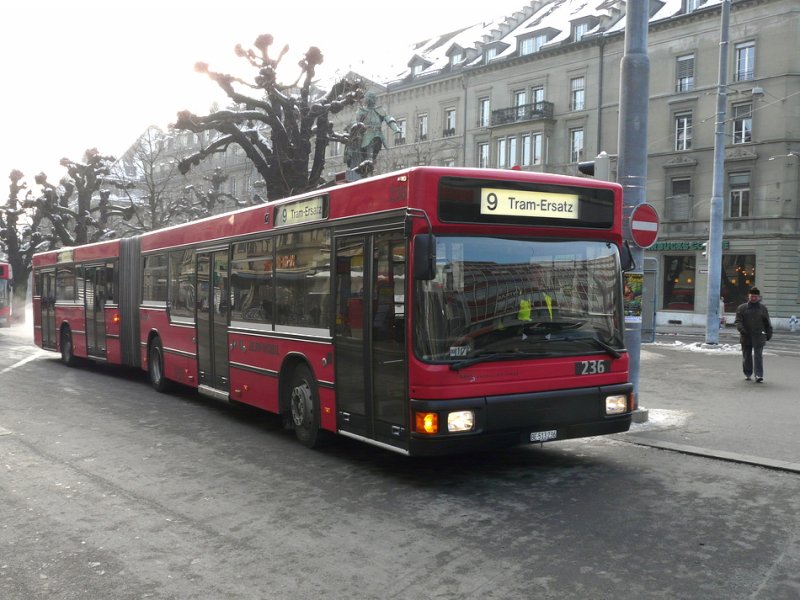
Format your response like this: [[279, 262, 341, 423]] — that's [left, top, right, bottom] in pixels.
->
[[381, 0, 726, 84]]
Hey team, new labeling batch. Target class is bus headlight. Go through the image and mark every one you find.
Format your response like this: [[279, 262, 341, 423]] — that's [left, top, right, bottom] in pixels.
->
[[447, 410, 475, 432], [605, 394, 628, 415]]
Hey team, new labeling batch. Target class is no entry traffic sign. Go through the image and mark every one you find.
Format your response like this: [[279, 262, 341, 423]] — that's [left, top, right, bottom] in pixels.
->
[[630, 203, 660, 248]]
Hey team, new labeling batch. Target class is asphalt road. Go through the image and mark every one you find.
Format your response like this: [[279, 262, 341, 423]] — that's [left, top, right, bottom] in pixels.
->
[[1, 323, 799, 600]]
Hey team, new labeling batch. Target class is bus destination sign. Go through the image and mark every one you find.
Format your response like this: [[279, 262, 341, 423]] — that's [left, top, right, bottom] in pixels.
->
[[274, 195, 328, 227], [480, 187, 579, 220]]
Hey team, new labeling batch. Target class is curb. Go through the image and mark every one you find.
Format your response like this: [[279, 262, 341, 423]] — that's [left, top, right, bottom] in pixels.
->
[[623, 436, 800, 474]]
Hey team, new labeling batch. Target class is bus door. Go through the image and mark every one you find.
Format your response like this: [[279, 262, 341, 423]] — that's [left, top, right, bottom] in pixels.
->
[[83, 264, 109, 358], [40, 270, 57, 350], [196, 249, 230, 397], [334, 231, 407, 449]]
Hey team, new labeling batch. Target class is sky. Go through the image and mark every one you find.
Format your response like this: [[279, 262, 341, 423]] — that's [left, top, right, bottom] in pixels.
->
[[0, 0, 528, 190]]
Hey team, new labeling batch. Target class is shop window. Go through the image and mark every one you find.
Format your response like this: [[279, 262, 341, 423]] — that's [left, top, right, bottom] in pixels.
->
[[663, 255, 696, 311], [720, 254, 756, 311]]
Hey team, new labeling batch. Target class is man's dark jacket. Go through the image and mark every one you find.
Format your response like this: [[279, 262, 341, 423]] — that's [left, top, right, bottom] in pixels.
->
[[734, 301, 773, 346]]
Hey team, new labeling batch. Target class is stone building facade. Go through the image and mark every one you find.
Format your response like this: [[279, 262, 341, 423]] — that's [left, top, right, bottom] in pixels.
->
[[326, 0, 800, 325]]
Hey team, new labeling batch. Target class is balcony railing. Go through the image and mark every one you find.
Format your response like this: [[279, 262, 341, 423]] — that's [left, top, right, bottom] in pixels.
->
[[491, 101, 554, 126]]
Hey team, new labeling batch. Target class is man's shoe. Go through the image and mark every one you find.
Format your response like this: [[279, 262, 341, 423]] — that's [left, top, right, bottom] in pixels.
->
[[756, 377, 763, 383], [745, 376, 751, 381]]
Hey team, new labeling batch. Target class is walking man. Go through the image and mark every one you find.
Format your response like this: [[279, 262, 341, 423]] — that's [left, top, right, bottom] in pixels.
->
[[734, 287, 773, 383]]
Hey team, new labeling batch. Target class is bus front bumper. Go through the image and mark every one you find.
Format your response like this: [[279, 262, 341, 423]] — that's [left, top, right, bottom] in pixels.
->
[[407, 383, 633, 457]]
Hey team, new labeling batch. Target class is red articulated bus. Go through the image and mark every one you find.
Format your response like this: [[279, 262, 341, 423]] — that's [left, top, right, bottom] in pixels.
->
[[0, 262, 12, 327], [32, 167, 634, 456]]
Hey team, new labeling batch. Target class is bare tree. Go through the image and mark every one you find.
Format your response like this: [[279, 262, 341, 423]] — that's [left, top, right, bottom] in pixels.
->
[[0, 170, 54, 323], [173, 34, 363, 201], [110, 126, 189, 233], [180, 166, 249, 220], [58, 148, 124, 244]]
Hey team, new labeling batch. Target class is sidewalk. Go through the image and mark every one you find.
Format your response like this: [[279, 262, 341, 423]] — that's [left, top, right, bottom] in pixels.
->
[[625, 327, 800, 472]]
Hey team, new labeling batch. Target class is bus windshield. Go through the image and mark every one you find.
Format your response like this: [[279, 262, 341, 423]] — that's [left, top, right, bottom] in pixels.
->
[[414, 236, 624, 364]]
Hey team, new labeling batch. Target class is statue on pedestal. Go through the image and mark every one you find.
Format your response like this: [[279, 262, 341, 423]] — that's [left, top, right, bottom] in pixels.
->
[[345, 92, 400, 179]]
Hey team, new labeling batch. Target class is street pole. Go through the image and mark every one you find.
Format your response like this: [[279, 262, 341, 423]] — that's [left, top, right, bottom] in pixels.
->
[[617, 0, 650, 408], [705, 0, 731, 345]]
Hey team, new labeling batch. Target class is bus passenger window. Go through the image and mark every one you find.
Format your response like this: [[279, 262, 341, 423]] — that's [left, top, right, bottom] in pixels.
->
[[169, 250, 196, 319], [231, 238, 274, 326], [275, 229, 331, 333]]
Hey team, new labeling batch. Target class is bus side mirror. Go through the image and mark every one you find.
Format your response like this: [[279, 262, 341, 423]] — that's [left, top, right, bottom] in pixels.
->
[[620, 240, 636, 272], [414, 234, 436, 281]]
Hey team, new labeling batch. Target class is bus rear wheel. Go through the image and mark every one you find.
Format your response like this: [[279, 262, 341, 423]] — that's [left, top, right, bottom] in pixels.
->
[[148, 338, 171, 393], [60, 328, 76, 367], [288, 364, 326, 448]]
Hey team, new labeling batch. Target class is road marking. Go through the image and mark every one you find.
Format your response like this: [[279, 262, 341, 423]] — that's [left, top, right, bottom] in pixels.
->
[[0, 351, 47, 376]]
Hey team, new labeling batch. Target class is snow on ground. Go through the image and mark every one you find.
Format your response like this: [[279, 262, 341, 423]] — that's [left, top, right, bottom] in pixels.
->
[[647, 340, 740, 355], [629, 407, 692, 432]]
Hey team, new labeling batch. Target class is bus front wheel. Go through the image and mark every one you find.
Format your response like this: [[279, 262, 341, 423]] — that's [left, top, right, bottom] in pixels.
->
[[288, 364, 325, 448], [148, 338, 171, 393]]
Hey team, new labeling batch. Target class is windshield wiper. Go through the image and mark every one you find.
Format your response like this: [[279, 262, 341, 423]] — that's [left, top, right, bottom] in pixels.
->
[[449, 350, 547, 371], [540, 334, 622, 359], [522, 319, 585, 334], [579, 336, 622, 359]]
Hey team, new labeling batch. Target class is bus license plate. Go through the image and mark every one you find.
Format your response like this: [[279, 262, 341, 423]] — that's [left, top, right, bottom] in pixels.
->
[[530, 430, 557, 442]]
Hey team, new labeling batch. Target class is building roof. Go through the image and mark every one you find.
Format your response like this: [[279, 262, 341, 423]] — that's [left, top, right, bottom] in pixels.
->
[[382, 0, 726, 85]]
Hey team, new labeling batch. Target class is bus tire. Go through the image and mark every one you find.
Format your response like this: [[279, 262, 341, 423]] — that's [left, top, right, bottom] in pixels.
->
[[148, 338, 171, 393], [288, 364, 326, 448], [60, 327, 77, 367]]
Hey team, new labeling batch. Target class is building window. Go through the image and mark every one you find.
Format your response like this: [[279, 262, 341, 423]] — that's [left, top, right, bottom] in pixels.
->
[[497, 138, 507, 168], [532, 133, 543, 165], [522, 134, 531, 166], [521, 33, 549, 55], [532, 86, 545, 105], [450, 51, 463, 66], [574, 22, 589, 42], [412, 64, 424, 76], [663, 256, 696, 311], [729, 172, 751, 217], [668, 177, 692, 221], [417, 114, 428, 141], [478, 98, 491, 127], [485, 47, 497, 64], [569, 128, 584, 163], [514, 90, 526, 118], [520, 37, 534, 56], [394, 119, 406, 145], [478, 142, 490, 168], [508, 137, 518, 167], [685, 0, 703, 12], [570, 77, 585, 111], [676, 54, 695, 92], [444, 108, 456, 136], [732, 103, 752, 144], [735, 41, 755, 82], [675, 111, 693, 151]]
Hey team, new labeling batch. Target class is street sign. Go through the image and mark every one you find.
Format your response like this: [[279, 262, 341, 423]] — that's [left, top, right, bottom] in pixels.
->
[[630, 203, 660, 248]]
